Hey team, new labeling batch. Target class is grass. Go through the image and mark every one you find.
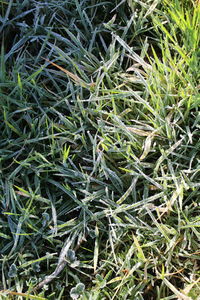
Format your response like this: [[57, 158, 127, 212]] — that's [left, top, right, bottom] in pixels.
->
[[0, 0, 200, 299]]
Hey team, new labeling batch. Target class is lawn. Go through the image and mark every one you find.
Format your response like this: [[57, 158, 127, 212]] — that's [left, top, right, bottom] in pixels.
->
[[0, 0, 200, 299]]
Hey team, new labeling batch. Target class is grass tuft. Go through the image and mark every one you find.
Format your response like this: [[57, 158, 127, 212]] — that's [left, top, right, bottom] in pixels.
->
[[0, 0, 200, 299]]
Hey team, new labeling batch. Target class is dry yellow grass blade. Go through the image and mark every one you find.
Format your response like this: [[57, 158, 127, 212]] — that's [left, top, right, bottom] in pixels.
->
[[43, 58, 90, 88], [0, 289, 47, 300], [126, 127, 159, 137]]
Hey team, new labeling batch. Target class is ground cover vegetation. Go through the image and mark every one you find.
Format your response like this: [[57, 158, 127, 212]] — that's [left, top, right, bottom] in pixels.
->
[[0, 0, 200, 299]]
